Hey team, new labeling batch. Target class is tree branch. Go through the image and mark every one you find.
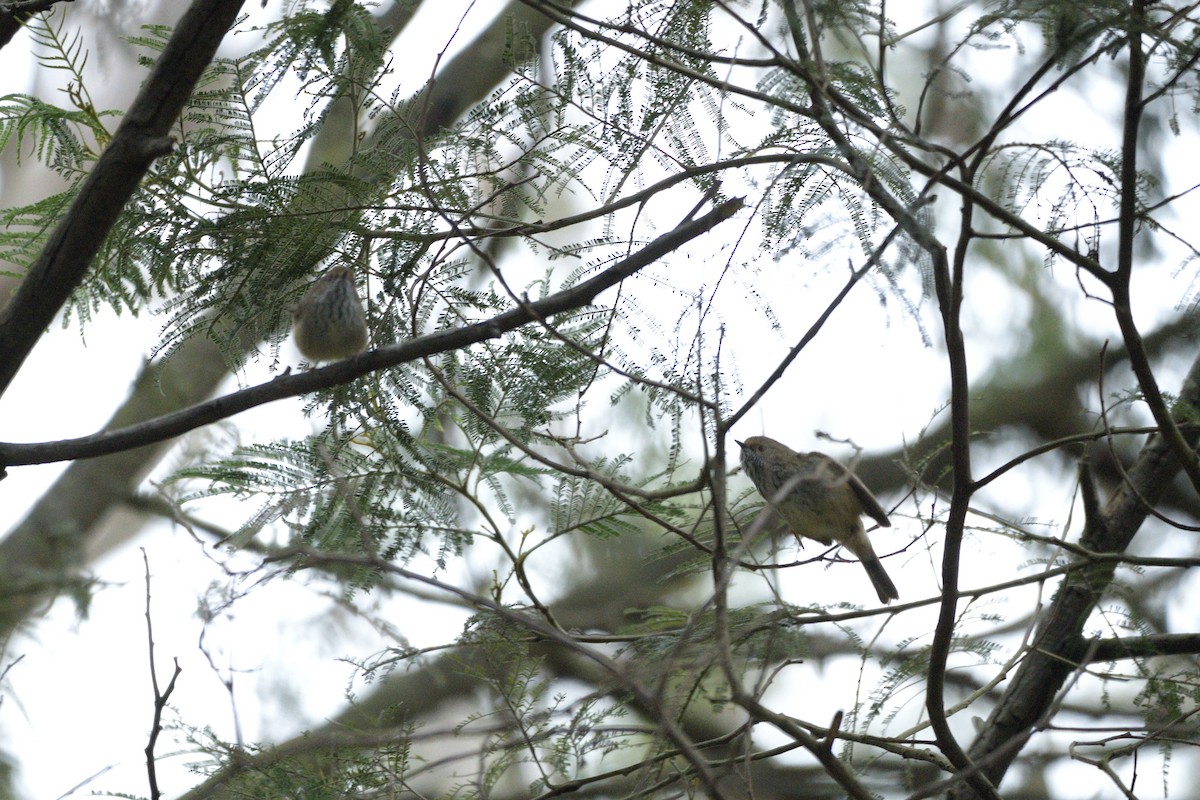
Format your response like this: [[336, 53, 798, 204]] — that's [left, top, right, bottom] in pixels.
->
[[0, 0, 582, 643], [1107, 2, 1200, 494], [0, 0, 246, 396], [956, 348, 1200, 792], [0, 198, 742, 468]]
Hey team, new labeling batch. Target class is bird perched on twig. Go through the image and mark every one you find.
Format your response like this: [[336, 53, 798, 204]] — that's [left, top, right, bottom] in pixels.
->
[[738, 435, 899, 604], [292, 266, 369, 362]]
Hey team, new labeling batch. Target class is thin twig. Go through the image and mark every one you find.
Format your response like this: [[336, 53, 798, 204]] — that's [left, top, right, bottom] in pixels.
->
[[142, 549, 182, 800]]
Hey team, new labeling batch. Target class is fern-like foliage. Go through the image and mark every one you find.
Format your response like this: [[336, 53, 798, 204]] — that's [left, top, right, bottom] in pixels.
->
[[23, 1, 1192, 796], [0, 10, 118, 291]]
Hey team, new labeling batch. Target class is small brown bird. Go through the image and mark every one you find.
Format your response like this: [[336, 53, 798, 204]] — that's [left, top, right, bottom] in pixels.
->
[[292, 266, 369, 362], [738, 435, 899, 604]]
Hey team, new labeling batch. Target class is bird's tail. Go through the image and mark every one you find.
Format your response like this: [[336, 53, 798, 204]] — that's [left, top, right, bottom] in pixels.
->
[[839, 528, 900, 604], [860, 555, 899, 604]]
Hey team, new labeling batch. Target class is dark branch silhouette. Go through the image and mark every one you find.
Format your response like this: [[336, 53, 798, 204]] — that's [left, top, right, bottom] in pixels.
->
[[0, 197, 743, 468], [0, 0, 246, 395]]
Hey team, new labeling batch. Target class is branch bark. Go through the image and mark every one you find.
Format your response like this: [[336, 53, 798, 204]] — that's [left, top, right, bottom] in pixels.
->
[[952, 350, 1200, 795], [0, 197, 741, 468], [0, 0, 246, 395]]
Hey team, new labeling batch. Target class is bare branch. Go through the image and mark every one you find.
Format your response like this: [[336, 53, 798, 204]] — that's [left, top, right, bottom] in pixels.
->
[[142, 549, 182, 800]]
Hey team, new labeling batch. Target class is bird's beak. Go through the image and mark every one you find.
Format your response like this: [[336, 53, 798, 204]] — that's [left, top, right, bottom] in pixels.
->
[[735, 440, 744, 448]]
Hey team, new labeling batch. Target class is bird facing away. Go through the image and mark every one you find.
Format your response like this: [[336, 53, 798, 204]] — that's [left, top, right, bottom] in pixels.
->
[[738, 435, 899, 604], [292, 266, 369, 362]]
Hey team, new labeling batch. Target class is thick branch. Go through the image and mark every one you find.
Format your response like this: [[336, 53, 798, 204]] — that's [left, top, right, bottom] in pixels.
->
[[0, 0, 73, 48], [0, 0, 70, 19], [0, 0, 246, 396], [956, 349, 1200, 792], [1090, 633, 1200, 662]]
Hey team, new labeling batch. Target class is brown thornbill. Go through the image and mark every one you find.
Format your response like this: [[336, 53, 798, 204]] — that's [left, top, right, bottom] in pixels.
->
[[292, 266, 369, 362], [738, 436, 899, 604]]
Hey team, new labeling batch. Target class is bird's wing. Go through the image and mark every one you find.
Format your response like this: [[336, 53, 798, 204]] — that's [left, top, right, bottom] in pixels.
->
[[831, 459, 891, 528]]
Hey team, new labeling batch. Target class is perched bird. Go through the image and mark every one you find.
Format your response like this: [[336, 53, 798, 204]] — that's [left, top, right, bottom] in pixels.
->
[[292, 266, 369, 362], [738, 435, 899, 604]]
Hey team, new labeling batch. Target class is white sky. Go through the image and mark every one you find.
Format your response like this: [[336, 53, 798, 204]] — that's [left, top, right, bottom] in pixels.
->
[[1, 2, 1198, 799]]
